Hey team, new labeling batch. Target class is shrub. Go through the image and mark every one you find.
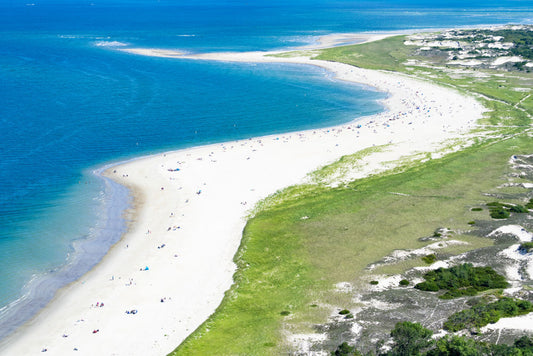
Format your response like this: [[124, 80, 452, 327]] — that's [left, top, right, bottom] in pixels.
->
[[332, 342, 361, 356], [390, 321, 433, 356], [414, 263, 509, 298], [490, 207, 510, 219], [487, 201, 526, 218], [421, 254, 437, 264], [370, 280, 379, 285], [519, 242, 533, 253], [443, 297, 533, 331], [470, 207, 483, 212], [526, 198, 533, 210], [280, 310, 290, 316], [339, 309, 350, 315], [467, 221, 475, 225], [509, 204, 528, 213], [399, 279, 410, 286]]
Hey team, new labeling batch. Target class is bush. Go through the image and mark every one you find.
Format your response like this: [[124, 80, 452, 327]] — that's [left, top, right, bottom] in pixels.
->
[[370, 280, 379, 285], [421, 254, 437, 264], [414, 263, 509, 298], [509, 204, 528, 213], [519, 242, 533, 253], [467, 221, 475, 225], [332, 342, 362, 356], [389, 321, 433, 355], [487, 201, 527, 218], [339, 309, 350, 315], [526, 198, 533, 210], [490, 207, 510, 219], [428, 335, 487, 356], [399, 279, 410, 286], [443, 297, 533, 331], [280, 310, 290, 316], [470, 207, 483, 212]]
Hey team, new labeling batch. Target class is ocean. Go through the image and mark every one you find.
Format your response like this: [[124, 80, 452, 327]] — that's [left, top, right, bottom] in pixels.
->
[[0, 0, 531, 340]]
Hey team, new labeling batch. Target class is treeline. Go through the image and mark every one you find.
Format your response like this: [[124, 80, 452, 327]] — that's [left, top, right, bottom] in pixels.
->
[[333, 321, 533, 356]]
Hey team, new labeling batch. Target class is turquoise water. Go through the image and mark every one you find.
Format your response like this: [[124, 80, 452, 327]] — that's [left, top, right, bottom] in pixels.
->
[[0, 0, 532, 340]]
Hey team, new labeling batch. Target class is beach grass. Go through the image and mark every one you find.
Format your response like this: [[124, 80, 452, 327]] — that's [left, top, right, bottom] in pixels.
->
[[315, 35, 415, 71], [170, 34, 533, 355]]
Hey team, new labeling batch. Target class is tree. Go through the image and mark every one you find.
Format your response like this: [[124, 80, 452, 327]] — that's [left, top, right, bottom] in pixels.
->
[[332, 342, 362, 356], [389, 322, 433, 356], [427, 335, 486, 356]]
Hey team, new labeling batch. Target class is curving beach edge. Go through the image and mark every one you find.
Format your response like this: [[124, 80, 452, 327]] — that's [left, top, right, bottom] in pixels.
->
[[0, 37, 485, 355]]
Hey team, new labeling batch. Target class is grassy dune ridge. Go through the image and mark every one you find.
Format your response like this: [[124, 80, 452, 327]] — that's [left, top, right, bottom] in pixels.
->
[[171, 32, 533, 355]]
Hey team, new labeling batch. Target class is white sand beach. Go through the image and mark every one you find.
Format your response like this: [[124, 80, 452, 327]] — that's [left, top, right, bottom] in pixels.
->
[[0, 46, 484, 355]]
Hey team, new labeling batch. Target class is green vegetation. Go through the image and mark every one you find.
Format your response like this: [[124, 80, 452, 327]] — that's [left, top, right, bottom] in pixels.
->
[[486, 201, 529, 219], [414, 263, 509, 299], [389, 321, 434, 356], [421, 254, 437, 264], [526, 198, 533, 210], [370, 280, 379, 285], [510, 204, 529, 213], [470, 207, 483, 212], [443, 297, 533, 331], [315, 35, 415, 71], [335, 323, 533, 355], [399, 279, 410, 286], [332, 342, 362, 356], [519, 242, 533, 253], [490, 207, 510, 219]]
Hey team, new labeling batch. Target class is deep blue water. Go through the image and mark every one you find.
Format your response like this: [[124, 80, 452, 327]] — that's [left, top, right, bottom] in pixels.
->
[[0, 0, 532, 340]]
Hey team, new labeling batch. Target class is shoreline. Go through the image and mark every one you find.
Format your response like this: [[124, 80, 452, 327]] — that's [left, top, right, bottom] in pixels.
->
[[0, 165, 131, 343], [0, 40, 484, 354]]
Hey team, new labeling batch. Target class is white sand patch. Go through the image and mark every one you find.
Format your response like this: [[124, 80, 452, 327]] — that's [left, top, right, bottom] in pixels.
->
[[351, 322, 363, 336], [413, 260, 450, 272], [119, 48, 186, 57], [289, 333, 328, 355], [489, 225, 533, 242], [482, 313, 533, 333], [1, 45, 485, 355], [487, 42, 514, 50], [366, 275, 403, 292], [450, 59, 482, 66], [404, 40, 461, 48], [492, 56, 523, 66], [372, 240, 465, 269], [498, 244, 533, 281], [335, 282, 353, 293], [93, 41, 128, 47]]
